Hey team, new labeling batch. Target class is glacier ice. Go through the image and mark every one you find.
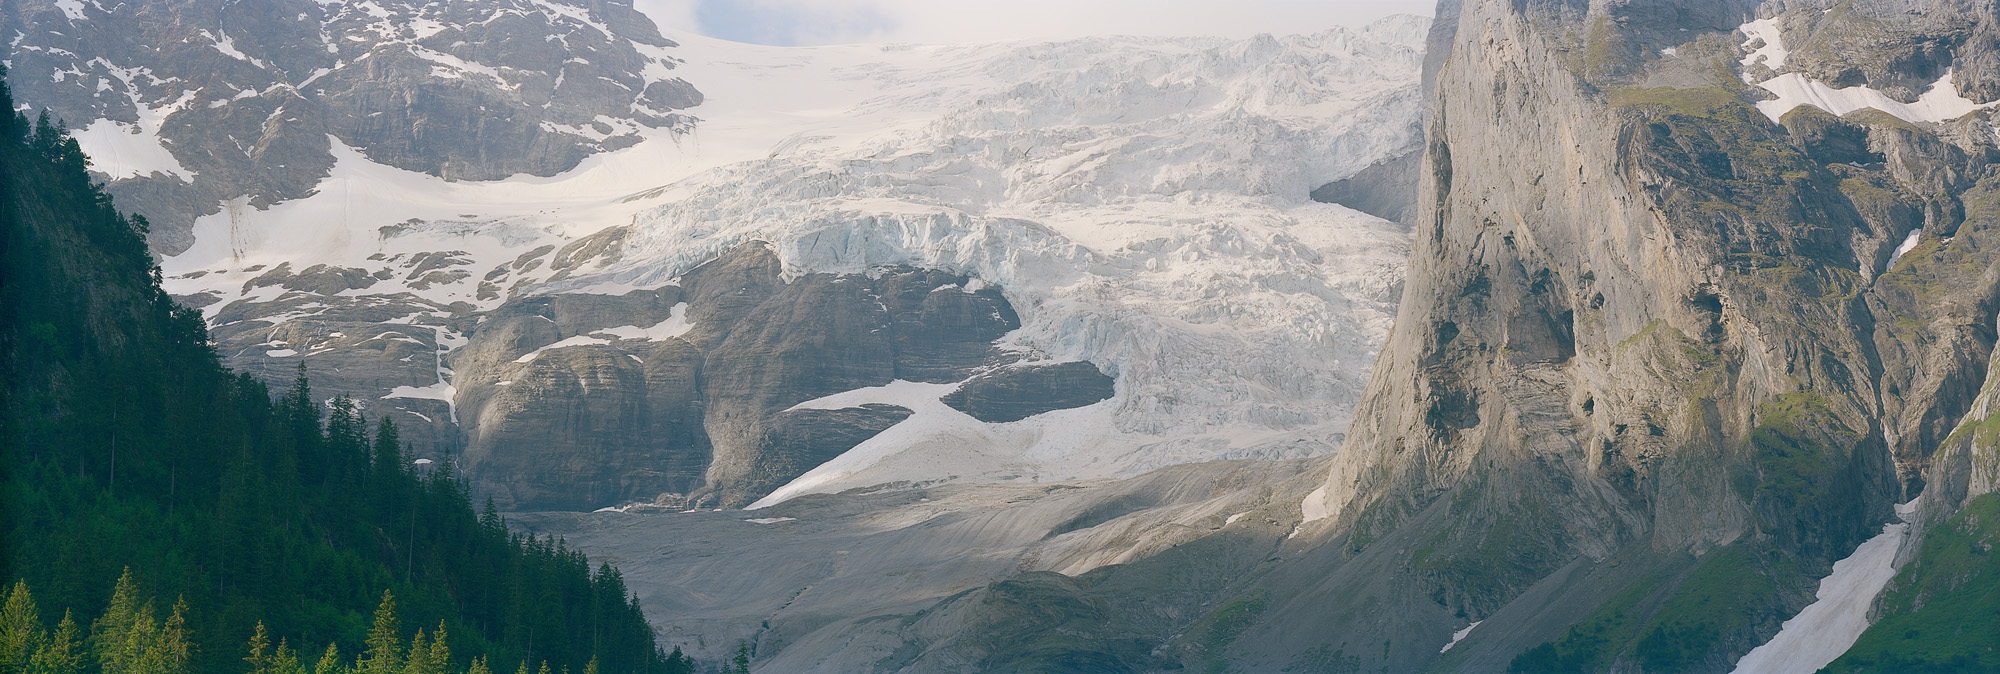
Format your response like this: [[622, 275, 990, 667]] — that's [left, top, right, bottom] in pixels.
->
[[161, 18, 1429, 498]]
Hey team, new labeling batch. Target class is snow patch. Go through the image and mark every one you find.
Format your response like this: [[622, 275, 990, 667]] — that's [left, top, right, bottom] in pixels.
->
[[1756, 70, 1999, 125], [1728, 502, 1919, 674], [591, 303, 694, 341], [744, 517, 796, 524], [514, 334, 612, 363], [1739, 18, 1788, 71], [1886, 228, 1922, 272], [1440, 621, 1482, 653], [1300, 485, 1332, 523], [1739, 18, 1998, 124], [72, 119, 191, 179]]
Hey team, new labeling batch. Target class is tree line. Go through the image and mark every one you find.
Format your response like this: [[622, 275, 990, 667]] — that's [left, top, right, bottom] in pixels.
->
[[1, 63, 693, 674]]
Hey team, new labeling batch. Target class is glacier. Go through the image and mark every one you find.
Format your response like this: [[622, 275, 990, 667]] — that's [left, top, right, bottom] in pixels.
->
[[159, 15, 1429, 502]]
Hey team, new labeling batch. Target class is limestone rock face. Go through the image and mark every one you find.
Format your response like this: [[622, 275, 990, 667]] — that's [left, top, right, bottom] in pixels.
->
[[5, 0, 698, 254], [439, 242, 1113, 510], [773, 1, 2000, 672]]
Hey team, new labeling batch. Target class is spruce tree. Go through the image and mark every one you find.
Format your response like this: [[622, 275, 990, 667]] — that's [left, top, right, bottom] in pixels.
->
[[244, 623, 271, 674], [270, 640, 301, 674], [1, 580, 45, 673], [424, 624, 450, 674], [141, 598, 190, 674], [357, 592, 401, 674], [311, 645, 341, 674], [401, 631, 428, 674], [90, 570, 156, 674], [29, 611, 82, 674]]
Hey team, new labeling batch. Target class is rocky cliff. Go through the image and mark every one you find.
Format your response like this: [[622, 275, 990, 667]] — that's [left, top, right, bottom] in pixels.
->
[[84, 18, 1428, 513], [5, 0, 698, 254], [638, 0, 2000, 671]]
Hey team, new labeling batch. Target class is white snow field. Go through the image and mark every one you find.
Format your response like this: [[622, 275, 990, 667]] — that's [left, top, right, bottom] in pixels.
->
[[1738, 17, 2000, 126], [1728, 498, 1923, 674], [160, 16, 1429, 502]]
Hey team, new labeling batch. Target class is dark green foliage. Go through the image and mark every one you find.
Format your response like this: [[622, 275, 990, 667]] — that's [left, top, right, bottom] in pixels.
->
[[0, 67, 689, 674]]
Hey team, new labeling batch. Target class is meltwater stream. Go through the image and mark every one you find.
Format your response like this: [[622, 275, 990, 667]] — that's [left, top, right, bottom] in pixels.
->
[[1728, 499, 1920, 674]]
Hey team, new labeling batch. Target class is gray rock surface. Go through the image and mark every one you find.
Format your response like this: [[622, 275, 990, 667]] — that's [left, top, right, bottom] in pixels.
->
[[940, 361, 1115, 423], [581, 1, 2000, 672], [5, 0, 699, 254], [1310, 149, 1421, 223]]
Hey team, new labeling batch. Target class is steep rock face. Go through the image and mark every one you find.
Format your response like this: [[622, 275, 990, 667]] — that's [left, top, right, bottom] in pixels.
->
[[1310, 149, 1421, 223], [1271, 0, 2000, 670], [805, 2, 2000, 672], [5, 0, 697, 253], [450, 242, 1114, 510]]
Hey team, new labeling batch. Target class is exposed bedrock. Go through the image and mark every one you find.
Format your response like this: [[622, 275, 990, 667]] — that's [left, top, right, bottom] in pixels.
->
[[452, 242, 1113, 510], [6, 0, 700, 253], [941, 361, 1117, 423], [815, 1, 2000, 672]]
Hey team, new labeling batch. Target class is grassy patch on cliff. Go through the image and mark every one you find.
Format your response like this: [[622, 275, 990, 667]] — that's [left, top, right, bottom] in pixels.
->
[[1506, 547, 1785, 673], [1189, 589, 1270, 673], [1751, 392, 1854, 515], [1825, 493, 2000, 673]]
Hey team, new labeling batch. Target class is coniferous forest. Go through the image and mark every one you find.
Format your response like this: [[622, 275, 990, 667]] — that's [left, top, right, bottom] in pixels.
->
[[0, 65, 694, 674]]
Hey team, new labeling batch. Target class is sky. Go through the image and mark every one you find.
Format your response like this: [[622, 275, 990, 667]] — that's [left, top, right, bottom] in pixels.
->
[[631, 0, 1436, 46]]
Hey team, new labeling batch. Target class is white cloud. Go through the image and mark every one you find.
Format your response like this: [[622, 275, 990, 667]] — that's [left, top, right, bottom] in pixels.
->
[[634, 0, 1435, 46]]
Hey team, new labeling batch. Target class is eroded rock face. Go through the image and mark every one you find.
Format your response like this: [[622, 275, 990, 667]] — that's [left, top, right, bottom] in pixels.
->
[[758, 1, 2000, 672], [942, 362, 1116, 423], [443, 242, 1115, 510], [5, 0, 698, 254], [186, 237, 1112, 512]]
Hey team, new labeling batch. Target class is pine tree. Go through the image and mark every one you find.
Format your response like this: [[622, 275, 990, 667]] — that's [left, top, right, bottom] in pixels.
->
[[29, 611, 83, 674], [401, 631, 428, 674], [424, 623, 450, 674], [311, 645, 342, 674], [271, 639, 302, 674], [372, 417, 403, 484], [465, 657, 490, 674], [357, 592, 402, 674], [245, 623, 272, 674], [1, 580, 46, 673], [91, 570, 158, 674], [140, 597, 191, 674], [727, 642, 750, 674], [581, 657, 597, 674]]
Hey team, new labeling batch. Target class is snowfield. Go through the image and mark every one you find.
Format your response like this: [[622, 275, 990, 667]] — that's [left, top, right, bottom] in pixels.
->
[[159, 16, 1429, 500], [1738, 17, 2000, 126]]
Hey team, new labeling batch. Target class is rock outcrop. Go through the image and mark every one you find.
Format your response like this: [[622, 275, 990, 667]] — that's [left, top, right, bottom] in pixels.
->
[[669, 1, 1999, 671], [449, 242, 1116, 510], [5, 0, 698, 253]]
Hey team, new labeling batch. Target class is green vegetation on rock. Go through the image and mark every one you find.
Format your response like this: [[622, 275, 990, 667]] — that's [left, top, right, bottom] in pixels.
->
[[1825, 493, 2000, 673]]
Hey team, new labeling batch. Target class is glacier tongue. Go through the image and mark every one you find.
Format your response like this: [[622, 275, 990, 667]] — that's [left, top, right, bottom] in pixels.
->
[[161, 17, 1427, 499], [608, 23, 1425, 498]]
